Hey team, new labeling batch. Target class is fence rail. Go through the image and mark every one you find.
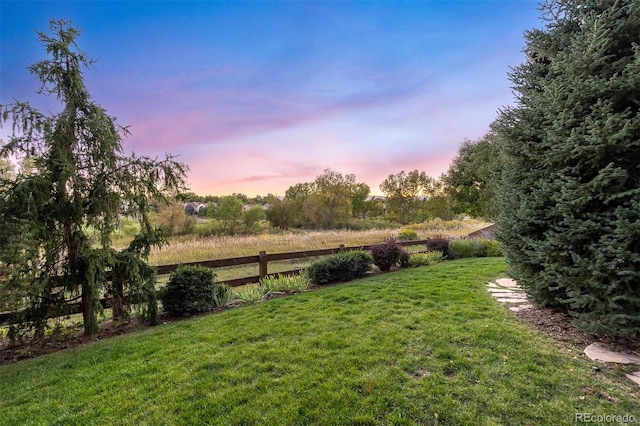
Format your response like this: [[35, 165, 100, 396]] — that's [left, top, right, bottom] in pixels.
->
[[0, 239, 432, 325]]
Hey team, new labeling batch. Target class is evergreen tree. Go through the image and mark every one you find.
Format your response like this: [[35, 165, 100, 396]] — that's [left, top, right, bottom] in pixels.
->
[[494, 0, 640, 336], [0, 20, 187, 338]]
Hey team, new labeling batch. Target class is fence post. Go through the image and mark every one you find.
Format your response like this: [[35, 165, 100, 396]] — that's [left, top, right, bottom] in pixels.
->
[[259, 251, 268, 279]]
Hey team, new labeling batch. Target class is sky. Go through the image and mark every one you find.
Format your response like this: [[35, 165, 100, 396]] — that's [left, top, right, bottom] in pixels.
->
[[1, 0, 542, 197]]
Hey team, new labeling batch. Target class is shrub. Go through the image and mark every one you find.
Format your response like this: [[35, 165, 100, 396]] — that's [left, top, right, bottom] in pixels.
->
[[160, 266, 226, 316], [153, 204, 197, 236], [420, 218, 445, 231], [408, 251, 443, 267], [425, 236, 451, 258], [308, 251, 373, 285], [484, 240, 502, 257], [119, 217, 141, 237], [194, 220, 223, 237], [342, 218, 396, 231], [442, 219, 466, 230], [397, 227, 418, 241], [399, 250, 411, 268], [448, 238, 503, 259], [448, 239, 476, 259], [371, 239, 407, 272]]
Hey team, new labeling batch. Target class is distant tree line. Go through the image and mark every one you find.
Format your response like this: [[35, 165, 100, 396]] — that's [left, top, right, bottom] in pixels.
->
[[173, 152, 498, 234]]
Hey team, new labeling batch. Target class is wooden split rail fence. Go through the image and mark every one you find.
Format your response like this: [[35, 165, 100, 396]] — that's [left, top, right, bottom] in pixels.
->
[[0, 239, 432, 324]]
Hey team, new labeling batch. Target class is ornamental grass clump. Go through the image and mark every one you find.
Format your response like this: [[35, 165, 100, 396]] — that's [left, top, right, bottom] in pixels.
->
[[259, 272, 311, 294], [229, 285, 265, 306], [408, 251, 443, 267]]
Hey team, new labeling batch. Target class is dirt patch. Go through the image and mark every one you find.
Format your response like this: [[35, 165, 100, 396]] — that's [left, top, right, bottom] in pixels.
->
[[0, 318, 147, 365]]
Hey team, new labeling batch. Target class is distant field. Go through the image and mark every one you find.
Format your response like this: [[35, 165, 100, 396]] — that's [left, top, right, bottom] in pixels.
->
[[144, 220, 491, 283], [147, 219, 491, 267]]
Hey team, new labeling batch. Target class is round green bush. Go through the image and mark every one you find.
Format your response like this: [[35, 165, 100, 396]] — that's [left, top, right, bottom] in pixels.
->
[[448, 239, 475, 259], [160, 265, 224, 316], [308, 251, 373, 285], [398, 228, 419, 241]]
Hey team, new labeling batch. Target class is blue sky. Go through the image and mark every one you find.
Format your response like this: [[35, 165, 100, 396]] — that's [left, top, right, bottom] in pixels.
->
[[1, 0, 541, 196]]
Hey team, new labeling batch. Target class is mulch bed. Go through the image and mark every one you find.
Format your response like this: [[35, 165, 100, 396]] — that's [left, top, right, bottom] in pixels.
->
[[511, 305, 640, 357]]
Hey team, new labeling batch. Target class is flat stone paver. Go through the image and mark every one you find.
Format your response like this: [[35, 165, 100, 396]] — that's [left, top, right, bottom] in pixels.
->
[[496, 297, 529, 303], [487, 289, 518, 294], [495, 290, 526, 296], [495, 278, 519, 288], [488, 278, 528, 306], [626, 372, 640, 386], [509, 304, 533, 312], [584, 342, 640, 364]]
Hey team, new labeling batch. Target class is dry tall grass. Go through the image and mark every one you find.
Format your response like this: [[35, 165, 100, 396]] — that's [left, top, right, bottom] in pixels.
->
[[148, 219, 490, 266]]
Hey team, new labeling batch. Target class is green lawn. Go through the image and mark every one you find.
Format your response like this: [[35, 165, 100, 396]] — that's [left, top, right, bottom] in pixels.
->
[[1, 258, 638, 425]]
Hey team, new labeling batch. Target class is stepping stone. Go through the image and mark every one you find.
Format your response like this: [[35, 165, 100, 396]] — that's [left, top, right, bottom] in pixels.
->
[[583, 342, 640, 364], [490, 292, 526, 298], [487, 289, 517, 294], [496, 297, 529, 303], [626, 371, 640, 386], [487, 283, 500, 288], [509, 304, 533, 312], [495, 278, 519, 288], [493, 292, 527, 298]]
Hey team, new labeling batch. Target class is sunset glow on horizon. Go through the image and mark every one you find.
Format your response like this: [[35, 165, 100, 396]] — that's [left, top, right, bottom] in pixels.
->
[[1, 1, 541, 197]]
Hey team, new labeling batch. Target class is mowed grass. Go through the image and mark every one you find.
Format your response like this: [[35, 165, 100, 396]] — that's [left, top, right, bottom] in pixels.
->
[[2, 258, 638, 425]]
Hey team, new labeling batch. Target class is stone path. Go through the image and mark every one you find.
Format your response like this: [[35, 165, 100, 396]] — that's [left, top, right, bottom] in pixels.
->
[[487, 278, 640, 388], [487, 278, 533, 312]]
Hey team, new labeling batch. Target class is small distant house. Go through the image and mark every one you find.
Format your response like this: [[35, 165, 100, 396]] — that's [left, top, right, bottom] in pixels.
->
[[243, 203, 269, 212], [184, 202, 207, 215]]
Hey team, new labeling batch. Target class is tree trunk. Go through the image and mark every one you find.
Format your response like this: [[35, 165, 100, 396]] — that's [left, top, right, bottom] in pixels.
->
[[111, 274, 126, 322], [81, 281, 98, 336]]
